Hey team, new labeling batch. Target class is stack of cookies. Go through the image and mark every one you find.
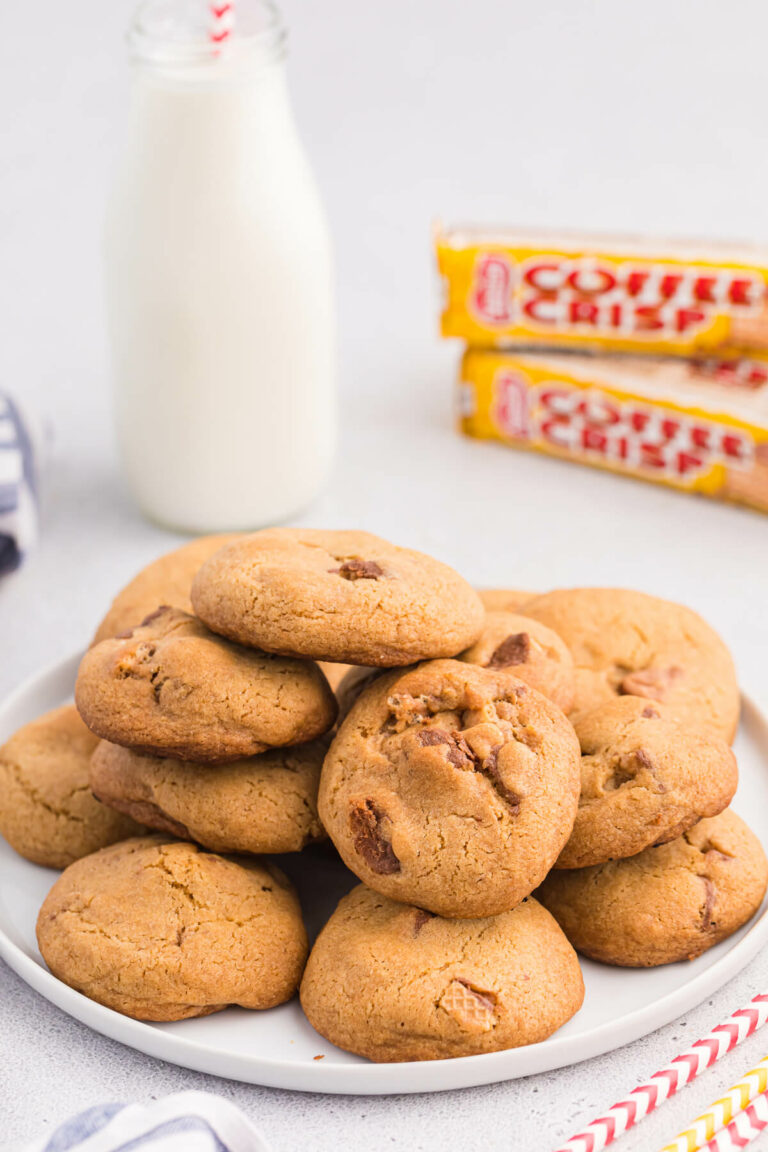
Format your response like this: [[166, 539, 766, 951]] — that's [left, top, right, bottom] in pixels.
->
[[1, 528, 766, 1063]]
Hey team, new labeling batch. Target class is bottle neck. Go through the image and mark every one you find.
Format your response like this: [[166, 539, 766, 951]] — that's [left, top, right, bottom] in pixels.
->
[[128, 0, 286, 86]]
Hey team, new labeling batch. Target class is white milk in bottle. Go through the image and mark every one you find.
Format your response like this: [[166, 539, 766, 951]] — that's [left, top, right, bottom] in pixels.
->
[[106, 0, 336, 531]]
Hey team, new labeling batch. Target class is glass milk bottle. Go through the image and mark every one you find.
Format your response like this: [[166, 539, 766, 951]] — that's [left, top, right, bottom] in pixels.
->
[[106, 0, 336, 532]]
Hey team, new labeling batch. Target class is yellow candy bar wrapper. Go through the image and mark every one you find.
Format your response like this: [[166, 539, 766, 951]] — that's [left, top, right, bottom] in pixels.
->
[[458, 349, 768, 514], [437, 226, 768, 357]]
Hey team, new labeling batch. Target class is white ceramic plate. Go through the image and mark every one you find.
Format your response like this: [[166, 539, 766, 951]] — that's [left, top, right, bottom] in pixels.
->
[[1, 653, 767, 1095]]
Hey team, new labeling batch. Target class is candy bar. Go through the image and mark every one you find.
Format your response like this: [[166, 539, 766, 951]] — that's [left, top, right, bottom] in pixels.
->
[[437, 226, 768, 357], [458, 348, 768, 513]]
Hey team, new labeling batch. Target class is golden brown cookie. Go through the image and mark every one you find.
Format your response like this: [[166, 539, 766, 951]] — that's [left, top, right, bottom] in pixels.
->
[[93, 535, 241, 644], [557, 697, 738, 869], [458, 610, 575, 712], [524, 588, 740, 741], [0, 706, 141, 869], [76, 606, 337, 762], [191, 529, 485, 666], [318, 660, 581, 918], [538, 810, 767, 966], [90, 738, 326, 854], [478, 588, 535, 613], [37, 837, 308, 1020], [300, 885, 584, 1061]]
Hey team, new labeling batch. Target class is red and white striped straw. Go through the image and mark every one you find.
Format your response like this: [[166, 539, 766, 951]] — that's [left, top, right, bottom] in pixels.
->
[[701, 1088, 768, 1151], [209, 1, 234, 46], [551, 994, 768, 1152]]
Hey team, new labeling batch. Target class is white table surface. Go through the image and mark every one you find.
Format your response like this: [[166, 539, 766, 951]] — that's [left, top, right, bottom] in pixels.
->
[[3, 0, 768, 1148]]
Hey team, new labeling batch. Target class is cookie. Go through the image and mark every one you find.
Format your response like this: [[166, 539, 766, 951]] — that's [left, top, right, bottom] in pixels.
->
[[556, 698, 738, 869], [0, 706, 141, 869], [524, 588, 740, 741], [90, 738, 326, 854], [538, 810, 768, 966], [478, 588, 535, 613], [93, 534, 240, 644], [458, 610, 575, 712], [37, 837, 308, 1020], [300, 885, 584, 1061], [318, 659, 581, 917], [190, 528, 485, 666], [76, 606, 337, 762]]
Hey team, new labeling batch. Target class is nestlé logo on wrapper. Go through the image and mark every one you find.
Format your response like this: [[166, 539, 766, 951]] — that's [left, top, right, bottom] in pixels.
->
[[471, 254, 515, 325], [492, 370, 532, 440]]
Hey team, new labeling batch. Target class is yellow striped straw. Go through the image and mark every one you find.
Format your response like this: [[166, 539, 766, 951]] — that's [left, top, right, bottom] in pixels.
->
[[659, 1055, 768, 1152]]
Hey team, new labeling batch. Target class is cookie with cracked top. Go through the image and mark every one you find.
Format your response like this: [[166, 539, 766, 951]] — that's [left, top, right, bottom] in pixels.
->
[[90, 738, 327, 855], [300, 885, 584, 1061], [36, 836, 308, 1020], [523, 587, 740, 741], [538, 810, 767, 966], [318, 659, 581, 918], [190, 528, 485, 666], [0, 705, 141, 869], [458, 610, 575, 712], [76, 606, 337, 763], [93, 534, 241, 644], [556, 697, 738, 869]]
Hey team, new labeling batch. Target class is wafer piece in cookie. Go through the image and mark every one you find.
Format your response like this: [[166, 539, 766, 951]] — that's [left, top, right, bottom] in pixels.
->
[[93, 534, 241, 644], [76, 606, 337, 762], [524, 587, 740, 741], [300, 885, 583, 1061], [0, 705, 140, 868], [191, 529, 484, 666], [458, 610, 575, 712], [37, 837, 308, 1020], [538, 810, 767, 966], [319, 659, 580, 918], [556, 697, 737, 869], [90, 738, 327, 855]]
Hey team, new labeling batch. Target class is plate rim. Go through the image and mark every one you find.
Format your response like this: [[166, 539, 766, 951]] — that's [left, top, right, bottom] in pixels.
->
[[1, 651, 766, 1095]]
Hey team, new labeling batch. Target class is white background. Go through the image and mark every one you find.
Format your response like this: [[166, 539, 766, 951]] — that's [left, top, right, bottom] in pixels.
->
[[2, 1, 768, 1148]]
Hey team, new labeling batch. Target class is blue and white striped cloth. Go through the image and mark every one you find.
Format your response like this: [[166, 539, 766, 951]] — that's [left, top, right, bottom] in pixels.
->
[[18, 1092, 273, 1152], [0, 392, 38, 574]]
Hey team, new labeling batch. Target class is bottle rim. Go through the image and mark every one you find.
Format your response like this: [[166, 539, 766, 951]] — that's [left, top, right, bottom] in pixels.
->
[[128, 0, 286, 70]]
